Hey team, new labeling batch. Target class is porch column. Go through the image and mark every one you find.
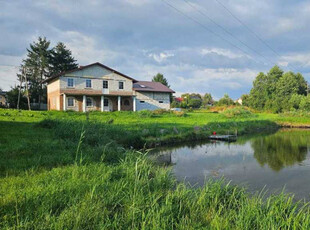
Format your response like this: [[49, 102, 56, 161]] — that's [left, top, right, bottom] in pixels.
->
[[63, 94, 66, 111], [101, 95, 104, 112], [118, 96, 121, 111], [83, 95, 86, 112], [133, 96, 136, 112]]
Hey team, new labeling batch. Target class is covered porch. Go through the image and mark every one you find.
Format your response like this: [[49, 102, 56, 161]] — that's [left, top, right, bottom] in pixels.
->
[[61, 94, 136, 112]]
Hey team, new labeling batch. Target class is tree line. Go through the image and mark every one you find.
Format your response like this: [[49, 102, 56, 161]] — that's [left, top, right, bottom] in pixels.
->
[[242, 65, 310, 112]]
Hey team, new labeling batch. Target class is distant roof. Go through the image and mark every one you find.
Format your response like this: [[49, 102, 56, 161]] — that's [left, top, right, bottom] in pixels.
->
[[133, 81, 175, 93], [43, 62, 137, 83], [0, 91, 7, 95]]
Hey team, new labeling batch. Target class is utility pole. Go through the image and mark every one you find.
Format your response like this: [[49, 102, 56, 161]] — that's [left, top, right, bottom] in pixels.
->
[[17, 71, 22, 110], [23, 66, 31, 111], [17, 66, 31, 110]]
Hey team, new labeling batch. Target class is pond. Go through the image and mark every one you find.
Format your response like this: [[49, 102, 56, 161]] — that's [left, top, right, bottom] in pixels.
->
[[152, 129, 310, 200]]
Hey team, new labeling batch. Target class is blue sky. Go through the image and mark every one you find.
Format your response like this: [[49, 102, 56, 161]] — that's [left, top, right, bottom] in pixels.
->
[[1, 0, 310, 99]]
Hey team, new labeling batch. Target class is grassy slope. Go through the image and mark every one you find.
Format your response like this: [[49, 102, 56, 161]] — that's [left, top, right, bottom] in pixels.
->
[[2, 108, 310, 229]]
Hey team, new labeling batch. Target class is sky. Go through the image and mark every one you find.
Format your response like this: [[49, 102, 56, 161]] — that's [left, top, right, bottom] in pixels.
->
[[1, 0, 310, 99]]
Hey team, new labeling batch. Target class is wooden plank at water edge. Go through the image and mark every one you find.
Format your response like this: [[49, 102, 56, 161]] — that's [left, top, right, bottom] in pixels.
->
[[208, 135, 237, 142]]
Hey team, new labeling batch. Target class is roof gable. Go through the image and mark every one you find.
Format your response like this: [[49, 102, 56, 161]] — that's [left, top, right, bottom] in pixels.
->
[[44, 62, 137, 83]]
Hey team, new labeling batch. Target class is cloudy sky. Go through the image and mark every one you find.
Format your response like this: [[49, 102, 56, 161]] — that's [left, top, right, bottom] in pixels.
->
[[1, 0, 310, 99]]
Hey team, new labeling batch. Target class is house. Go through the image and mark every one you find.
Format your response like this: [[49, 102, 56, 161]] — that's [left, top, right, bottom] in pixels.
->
[[44, 62, 175, 112], [0, 90, 7, 107]]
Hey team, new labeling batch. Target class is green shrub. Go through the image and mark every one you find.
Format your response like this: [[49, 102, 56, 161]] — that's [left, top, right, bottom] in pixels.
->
[[221, 107, 256, 118]]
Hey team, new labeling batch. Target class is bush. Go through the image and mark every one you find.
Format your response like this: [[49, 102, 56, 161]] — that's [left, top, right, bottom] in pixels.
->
[[221, 107, 256, 118]]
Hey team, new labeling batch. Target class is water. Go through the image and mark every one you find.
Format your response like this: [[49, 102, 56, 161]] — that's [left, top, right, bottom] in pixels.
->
[[153, 129, 310, 200]]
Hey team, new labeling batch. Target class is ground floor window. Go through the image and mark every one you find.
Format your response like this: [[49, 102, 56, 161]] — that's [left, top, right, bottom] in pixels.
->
[[67, 97, 75, 107], [86, 97, 93, 107], [124, 99, 130, 106], [104, 98, 109, 106]]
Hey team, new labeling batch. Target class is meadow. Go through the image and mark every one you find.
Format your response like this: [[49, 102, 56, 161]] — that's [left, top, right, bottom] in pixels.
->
[[2, 107, 310, 229]]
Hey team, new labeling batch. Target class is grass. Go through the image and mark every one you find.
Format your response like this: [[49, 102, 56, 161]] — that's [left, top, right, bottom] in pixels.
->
[[2, 108, 310, 229]]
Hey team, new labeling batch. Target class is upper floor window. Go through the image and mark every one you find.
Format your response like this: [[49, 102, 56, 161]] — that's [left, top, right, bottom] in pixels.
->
[[103, 80, 108, 89], [119, 81, 124, 90], [86, 79, 92, 88], [67, 78, 74, 87]]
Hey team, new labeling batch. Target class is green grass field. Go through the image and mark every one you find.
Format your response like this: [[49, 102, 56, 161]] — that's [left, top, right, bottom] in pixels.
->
[[2, 108, 310, 229]]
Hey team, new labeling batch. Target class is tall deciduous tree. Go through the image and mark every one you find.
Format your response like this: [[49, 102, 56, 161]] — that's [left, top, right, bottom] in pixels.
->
[[202, 93, 213, 107], [152, 73, 170, 87], [50, 42, 78, 76]]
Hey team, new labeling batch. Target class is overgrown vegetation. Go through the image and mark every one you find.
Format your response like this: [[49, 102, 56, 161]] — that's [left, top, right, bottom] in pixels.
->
[[2, 109, 310, 228], [243, 65, 309, 113]]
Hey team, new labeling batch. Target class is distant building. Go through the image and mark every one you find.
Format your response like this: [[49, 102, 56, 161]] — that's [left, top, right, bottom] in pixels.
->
[[174, 97, 183, 103], [0, 90, 7, 107], [44, 62, 175, 112], [235, 98, 242, 105]]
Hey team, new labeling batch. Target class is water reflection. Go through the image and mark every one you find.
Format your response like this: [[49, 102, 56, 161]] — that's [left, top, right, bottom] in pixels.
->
[[153, 129, 310, 200], [252, 131, 308, 171]]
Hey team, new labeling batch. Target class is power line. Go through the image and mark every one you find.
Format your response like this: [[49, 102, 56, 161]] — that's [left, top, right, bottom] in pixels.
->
[[161, 0, 269, 66], [182, 0, 280, 69], [213, 0, 300, 72]]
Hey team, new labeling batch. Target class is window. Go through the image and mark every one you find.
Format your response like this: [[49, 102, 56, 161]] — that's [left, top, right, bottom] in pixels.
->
[[86, 79, 92, 88], [119, 81, 124, 89], [140, 100, 145, 103], [67, 78, 74, 87], [159, 101, 163, 104], [104, 98, 109, 107], [68, 97, 74, 107], [86, 97, 93, 107], [124, 99, 130, 106], [103, 80, 108, 89]]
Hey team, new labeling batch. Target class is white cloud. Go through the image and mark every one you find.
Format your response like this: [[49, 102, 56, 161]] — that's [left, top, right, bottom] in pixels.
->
[[200, 48, 247, 59], [0, 66, 19, 90], [148, 52, 174, 63]]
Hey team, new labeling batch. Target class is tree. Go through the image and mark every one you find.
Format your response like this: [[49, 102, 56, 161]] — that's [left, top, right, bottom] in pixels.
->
[[6, 86, 28, 109], [241, 94, 250, 106], [152, 73, 170, 87], [217, 93, 234, 106], [22, 37, 52, 106], [49, 42, 78, 76], [248, 72, 269, 110], [202, 93, 213, 107]]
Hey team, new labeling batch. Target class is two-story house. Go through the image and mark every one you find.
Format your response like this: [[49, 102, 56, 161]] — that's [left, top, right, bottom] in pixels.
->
[[44, 62, 175, 112]]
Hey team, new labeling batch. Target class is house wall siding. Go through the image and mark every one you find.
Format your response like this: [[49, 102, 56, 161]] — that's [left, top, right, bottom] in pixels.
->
[[47, 79, 60, 110], [135, 91, 170, 111], [60, 65, 133, 95]]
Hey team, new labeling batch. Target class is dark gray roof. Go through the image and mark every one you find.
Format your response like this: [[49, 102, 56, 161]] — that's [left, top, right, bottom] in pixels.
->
[[133, 81, 175, 93]]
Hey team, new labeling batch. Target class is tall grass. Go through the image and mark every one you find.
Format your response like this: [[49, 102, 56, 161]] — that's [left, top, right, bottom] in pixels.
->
[[1, 152, 310, 229], [1, 109, 310, 229]]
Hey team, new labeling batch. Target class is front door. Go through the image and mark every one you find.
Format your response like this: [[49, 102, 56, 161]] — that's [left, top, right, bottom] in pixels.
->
[[103, 98, 113, 111]]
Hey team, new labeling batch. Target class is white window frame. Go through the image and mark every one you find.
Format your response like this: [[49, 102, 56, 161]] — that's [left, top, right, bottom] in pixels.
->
[[119, 81, 124, 90], [67, 97, 75, 107], [67, 78, 74, 88], [86, 97, 93, 107], [86, 79, 92, 88], [103, 80, 108, 89]]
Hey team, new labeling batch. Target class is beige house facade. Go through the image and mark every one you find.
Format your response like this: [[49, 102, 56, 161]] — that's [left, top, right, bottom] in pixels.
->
[[45, 62, 174, 112]]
